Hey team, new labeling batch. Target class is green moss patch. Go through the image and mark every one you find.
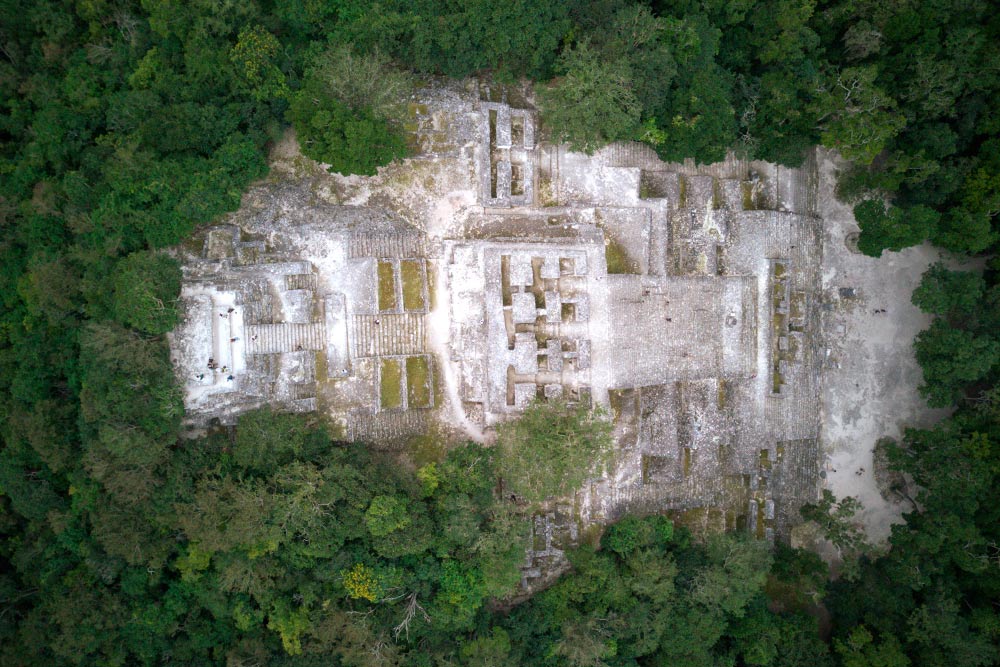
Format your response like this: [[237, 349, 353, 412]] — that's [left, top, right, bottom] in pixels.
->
[[405, 356, 432, 408], [400, 260, 426, 311], [378, 261, 397, 312], [380, 358, 403, 409], [605, 238, 639, 274]]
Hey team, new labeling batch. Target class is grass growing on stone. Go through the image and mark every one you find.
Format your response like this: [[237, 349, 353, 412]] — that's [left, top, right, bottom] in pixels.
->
[[742, 181, 756, 210], [671, 506, 727, 536], [378, 261, 397, 311], [400, 260, 426, 311], [605, 238, 639, 274], [380, 358, 403, 409], [405, 355, 432, 408], [496, 400, 613, 503]]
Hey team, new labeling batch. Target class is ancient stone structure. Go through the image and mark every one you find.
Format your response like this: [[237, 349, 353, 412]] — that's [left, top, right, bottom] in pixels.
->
[[169, 210, 435, 443], [168, 225, 326, 421], [169, 82, 825, 588]]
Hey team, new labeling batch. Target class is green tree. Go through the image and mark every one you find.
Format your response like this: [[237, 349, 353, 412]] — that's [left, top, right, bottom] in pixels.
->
[[932, 207, 997, 255], [496, 400, 612, 502], [365, 495, 412, 537], [110, 251, 183, 334], [304, 44, 413, 121], [286, 44, 412, 176], [854, 199, 939, 256], [834, 626, 910, 667], [460, 627, 512, 667], [913, 319, 1000, 407], [230, 24, 288, 101], [288, 91, 409, 176], [538, 41, 641, 154], [911, 263, 985, 320], [813, 66, 906, 165], [800, 490, 866, 554]]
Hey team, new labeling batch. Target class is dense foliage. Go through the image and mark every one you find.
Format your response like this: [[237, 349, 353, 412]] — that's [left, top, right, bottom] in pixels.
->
[[493, 521, 831, 667], [2, 0, 1000, 665], [496, 399, 612, 502], [287, 45, 412, 175]]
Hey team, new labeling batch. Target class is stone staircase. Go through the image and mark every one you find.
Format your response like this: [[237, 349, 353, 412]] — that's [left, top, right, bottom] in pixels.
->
[[285, 273, 317, 290], [289, 383, 317, 401], [245, 322, 326, 355], [601, 141, 662, 169], [347, 410, 428, 444], [348, 232, 425, 259], [349, 314, 425, 357]]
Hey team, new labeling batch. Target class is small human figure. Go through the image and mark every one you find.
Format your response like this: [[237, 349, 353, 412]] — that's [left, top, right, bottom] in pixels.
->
[[226, 375, 234, 382], [221, 365, 228, 373], [373, 318, 380, 325], [251, 335, 258, 341], [196, 373, 205, 381], [295, 344, 303, 351], [227, 307, 235, 314]]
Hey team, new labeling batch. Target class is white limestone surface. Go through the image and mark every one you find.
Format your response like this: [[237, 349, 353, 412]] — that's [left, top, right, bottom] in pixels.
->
[[815, 149, 950, 545]]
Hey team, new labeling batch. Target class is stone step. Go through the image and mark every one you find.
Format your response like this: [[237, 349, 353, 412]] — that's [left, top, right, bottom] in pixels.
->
[[288, 397, 317, 413], [348, 410, 428, 444], [600, 141, 661, 169], [348, 233, 425, 259], [289, 383, 316, 400], [349, 314, 425, 357], [245, 322, 326, 355], [285, 273, 318, 291]]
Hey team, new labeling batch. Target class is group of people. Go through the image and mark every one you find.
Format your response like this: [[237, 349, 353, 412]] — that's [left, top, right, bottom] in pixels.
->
[[198, 358, 234, 383], [198, 306, 241, 383]]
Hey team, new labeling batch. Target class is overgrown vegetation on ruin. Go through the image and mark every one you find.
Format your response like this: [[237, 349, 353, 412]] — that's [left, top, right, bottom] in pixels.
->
[[1, 0, 999, 665], [497, 400, 613, 503]]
